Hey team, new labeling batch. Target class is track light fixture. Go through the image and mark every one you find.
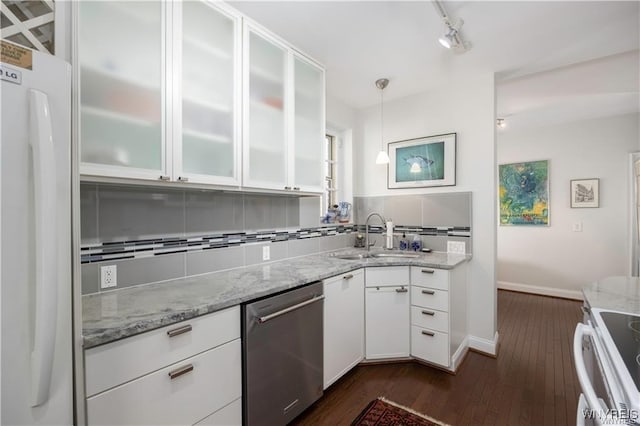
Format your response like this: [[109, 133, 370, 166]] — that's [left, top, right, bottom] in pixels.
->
[[432, 1, 470, 53]]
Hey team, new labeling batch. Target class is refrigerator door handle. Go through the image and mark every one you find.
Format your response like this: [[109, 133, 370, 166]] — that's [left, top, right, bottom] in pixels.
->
[[28, 89, 58, 407]]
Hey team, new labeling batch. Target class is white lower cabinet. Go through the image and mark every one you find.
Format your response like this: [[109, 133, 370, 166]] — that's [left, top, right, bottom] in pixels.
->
[[365, 267, 410, 360], [323, 269, 365, 389], [410, 264, 467, 370], [195, 398, 242, 425], [85, 306, 242, 425]]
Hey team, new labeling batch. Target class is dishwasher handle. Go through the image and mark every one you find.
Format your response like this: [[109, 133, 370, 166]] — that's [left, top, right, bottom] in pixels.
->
[[258, 295, 325, 324]]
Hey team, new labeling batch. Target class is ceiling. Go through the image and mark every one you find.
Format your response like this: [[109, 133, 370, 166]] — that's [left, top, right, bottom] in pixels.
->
[[230, 0, 639, 127]]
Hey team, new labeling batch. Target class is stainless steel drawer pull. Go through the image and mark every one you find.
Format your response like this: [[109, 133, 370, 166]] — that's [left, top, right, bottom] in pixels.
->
[[283, 399, 299, 414], [421, 269, 435, 274], [159, 175, 170, 181], [343, 274, 354, 280], [421, 310, 435, 316], [177, 176, 189, 182], [421, 289, 436, 295], [395, 287, 408, 293], [258, 295, 325, 324], [421, 330, 435, 337], [166, 324, 192, 338], [168, 364, 193, 380], [284, 186, 292, 190], [293, 187, 300, 191]]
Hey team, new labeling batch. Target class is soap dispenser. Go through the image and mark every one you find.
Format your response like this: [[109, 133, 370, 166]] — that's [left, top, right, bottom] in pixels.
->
[[411, 234, 423, 252], [399, 233, 409, 251]]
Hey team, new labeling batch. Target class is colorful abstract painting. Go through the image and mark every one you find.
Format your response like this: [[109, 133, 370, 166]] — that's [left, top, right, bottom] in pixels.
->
[[499, 160, 549, 226]]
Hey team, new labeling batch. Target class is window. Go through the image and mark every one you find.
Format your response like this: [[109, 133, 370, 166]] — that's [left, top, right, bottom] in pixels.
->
[[325, 134, 337, 212]]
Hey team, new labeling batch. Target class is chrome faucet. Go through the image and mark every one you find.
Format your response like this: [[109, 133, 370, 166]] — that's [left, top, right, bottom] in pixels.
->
[[364, 212, 386, 251]]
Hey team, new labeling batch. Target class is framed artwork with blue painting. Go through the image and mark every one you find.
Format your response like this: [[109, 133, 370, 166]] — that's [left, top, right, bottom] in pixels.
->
[[499, 159, 549, 226], [387, 133, 456, 189]]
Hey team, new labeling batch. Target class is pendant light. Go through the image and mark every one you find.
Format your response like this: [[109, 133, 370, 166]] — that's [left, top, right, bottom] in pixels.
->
[[375, 78, 390, 165]]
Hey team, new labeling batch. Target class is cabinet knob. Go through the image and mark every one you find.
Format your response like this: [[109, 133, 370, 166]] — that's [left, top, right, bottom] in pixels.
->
[[177, 176, 189, 182], [421, 289, 436, 295], [293, 186, 300, 191], [159, 175, 170, 181], [395, 287, 408, 293], [421, 330, 435, 337], [284, 186, 292, 190]]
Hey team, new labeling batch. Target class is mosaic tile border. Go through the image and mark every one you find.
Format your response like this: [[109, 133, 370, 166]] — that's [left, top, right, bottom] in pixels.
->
[[81, 225, 357, 264], [81, 223, 472, 264]]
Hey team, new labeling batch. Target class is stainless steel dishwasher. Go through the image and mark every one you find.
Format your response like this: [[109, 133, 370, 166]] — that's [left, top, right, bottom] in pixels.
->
[[242, 281, 324, 426]]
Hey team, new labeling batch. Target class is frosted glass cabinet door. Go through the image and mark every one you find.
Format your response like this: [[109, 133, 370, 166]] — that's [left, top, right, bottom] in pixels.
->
[[244, 28, 288, 189], [78, 1, 165, 177], [176, 1, 239, 185], [293, 55, 324, 191]]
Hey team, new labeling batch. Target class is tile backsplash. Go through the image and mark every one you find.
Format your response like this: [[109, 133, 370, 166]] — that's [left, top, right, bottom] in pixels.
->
[[80, 185, 473, 295], [80, 183, 350, 294], [354, 192, 473, 254]]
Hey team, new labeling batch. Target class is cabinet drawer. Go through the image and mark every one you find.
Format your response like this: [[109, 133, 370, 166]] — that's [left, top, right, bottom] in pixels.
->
[[410, 306, 448, 333], [411, 266, 448, 290], [411, 326, 449, 367], [86, 305, 240, 397], [87, 339, 242, 425], [195, 398, 241, 425], [411, 286, 448, 311], [366, 266, 409, 287]]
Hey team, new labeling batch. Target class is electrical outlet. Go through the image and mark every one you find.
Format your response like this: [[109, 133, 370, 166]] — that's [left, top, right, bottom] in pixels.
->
[[262, 245, 270, 261], [447, 241, 466, 254], [572, 222, 583, 232], [100, 265, 117, 289]]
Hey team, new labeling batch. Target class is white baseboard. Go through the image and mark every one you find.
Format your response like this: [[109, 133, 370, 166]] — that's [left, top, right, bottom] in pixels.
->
[[468, 332, 500, 356], [497, 280, 583, 301], [451, 336, 469, 371]]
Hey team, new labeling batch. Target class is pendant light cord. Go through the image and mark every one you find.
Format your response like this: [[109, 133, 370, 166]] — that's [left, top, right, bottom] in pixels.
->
[[380, 86, 384, 152]]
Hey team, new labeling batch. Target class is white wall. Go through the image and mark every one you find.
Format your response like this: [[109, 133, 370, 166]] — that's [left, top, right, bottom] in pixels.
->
[[353, 73, 498, 352], [497, 113, 640, 299]]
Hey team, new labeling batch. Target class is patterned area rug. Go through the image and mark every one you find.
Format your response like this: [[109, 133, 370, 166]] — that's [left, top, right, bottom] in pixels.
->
[[351, 397, 450, 426]]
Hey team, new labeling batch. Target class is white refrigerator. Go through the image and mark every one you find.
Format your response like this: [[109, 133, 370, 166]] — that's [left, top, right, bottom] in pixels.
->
[[1, 47, 74, 424]]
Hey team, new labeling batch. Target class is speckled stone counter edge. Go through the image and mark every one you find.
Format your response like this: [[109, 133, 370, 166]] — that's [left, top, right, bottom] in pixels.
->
[[82, 248, 470, 349], [582, 275, 640, 315]]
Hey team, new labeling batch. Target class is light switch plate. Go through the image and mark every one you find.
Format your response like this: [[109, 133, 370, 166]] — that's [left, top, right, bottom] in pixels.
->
[[447, 241, 466, 254], [572, 222, 583, 232], [262, 245, 270, 261]]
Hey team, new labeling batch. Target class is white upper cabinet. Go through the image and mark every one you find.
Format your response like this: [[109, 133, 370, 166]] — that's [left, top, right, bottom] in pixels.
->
[[76, 1, 324, 193], [77, 1, 166, 179], [292, 54, 325, 192], [173, 1, 241, 186], [243, 26, 289, 190], [243, 22, 325, 193]]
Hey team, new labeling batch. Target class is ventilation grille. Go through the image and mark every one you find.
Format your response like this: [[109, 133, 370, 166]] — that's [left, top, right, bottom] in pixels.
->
[[1, 0, 54, 54]]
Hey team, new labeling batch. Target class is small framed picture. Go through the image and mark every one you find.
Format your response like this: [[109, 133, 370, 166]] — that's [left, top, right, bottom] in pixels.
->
[[570, 178, 599, 208]]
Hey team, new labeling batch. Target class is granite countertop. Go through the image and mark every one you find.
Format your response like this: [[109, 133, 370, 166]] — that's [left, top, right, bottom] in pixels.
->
[[82, 248, 469, 349], [582, 275, 640, 314]]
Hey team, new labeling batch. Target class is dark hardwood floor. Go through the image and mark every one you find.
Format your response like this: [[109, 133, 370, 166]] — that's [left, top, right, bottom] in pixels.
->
[[292, 290, 583, 425]]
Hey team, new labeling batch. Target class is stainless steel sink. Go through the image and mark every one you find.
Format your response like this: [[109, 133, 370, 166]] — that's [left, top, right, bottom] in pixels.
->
[[371, 252, 420, 259], [329, 252, 420, 260], [329, 253, 371, 260]]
